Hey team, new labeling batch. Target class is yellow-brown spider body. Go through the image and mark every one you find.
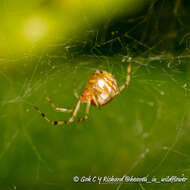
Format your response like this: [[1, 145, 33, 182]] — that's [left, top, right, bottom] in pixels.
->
[[34, 64, 131, 125], [80, 70, 118, 107]]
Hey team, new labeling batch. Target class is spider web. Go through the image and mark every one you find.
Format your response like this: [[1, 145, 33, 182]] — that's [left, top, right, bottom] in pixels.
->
[[0, 1, 190, 189]]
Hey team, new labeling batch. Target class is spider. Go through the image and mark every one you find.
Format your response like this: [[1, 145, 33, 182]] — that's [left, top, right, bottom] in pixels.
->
[[34, 64, 131, 125]]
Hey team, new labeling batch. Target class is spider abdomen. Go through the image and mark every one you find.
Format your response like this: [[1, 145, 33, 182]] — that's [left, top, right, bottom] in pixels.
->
[[80, 70, 118, 106]]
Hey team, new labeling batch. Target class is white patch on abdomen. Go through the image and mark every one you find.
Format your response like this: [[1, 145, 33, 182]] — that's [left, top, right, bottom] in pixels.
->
[[96, 78, 114, 105]]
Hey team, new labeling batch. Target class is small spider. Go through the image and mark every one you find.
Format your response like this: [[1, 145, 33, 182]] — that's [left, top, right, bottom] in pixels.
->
[[34, 64, 131, 125]]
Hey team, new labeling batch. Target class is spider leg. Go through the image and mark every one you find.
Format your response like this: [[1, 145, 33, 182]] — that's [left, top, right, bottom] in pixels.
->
[[117, 64, 131, 94], [77, 101, 91, 122], [73, 80, 79, 99], [67, 100, 81, 123], [34, 100, 81, 125], [46, 96, 73, 113], [92, 95, 101, 109]]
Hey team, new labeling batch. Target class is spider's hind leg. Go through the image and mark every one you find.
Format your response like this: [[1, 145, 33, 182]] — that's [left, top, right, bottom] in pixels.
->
[[118, 64, 131, 94], [92, 95, 101, 109]]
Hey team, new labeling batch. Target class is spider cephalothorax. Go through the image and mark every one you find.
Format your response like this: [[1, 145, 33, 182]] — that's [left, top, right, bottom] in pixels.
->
[[34, 64, 131, 125]]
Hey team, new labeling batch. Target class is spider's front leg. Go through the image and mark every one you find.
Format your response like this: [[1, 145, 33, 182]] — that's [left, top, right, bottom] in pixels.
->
[[67, 100, 81, 123], [34, 100, 91, 125], [67, 101, 91, 123], [77, 101, 91, 122], [46, 96, 73, 113]]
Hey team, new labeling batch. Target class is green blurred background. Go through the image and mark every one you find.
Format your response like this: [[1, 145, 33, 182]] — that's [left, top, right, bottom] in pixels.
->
[[1, 0, 190, 189]]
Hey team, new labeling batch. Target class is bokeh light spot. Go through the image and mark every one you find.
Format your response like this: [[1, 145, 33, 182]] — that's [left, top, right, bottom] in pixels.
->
[[23, 17, 48, 42]]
